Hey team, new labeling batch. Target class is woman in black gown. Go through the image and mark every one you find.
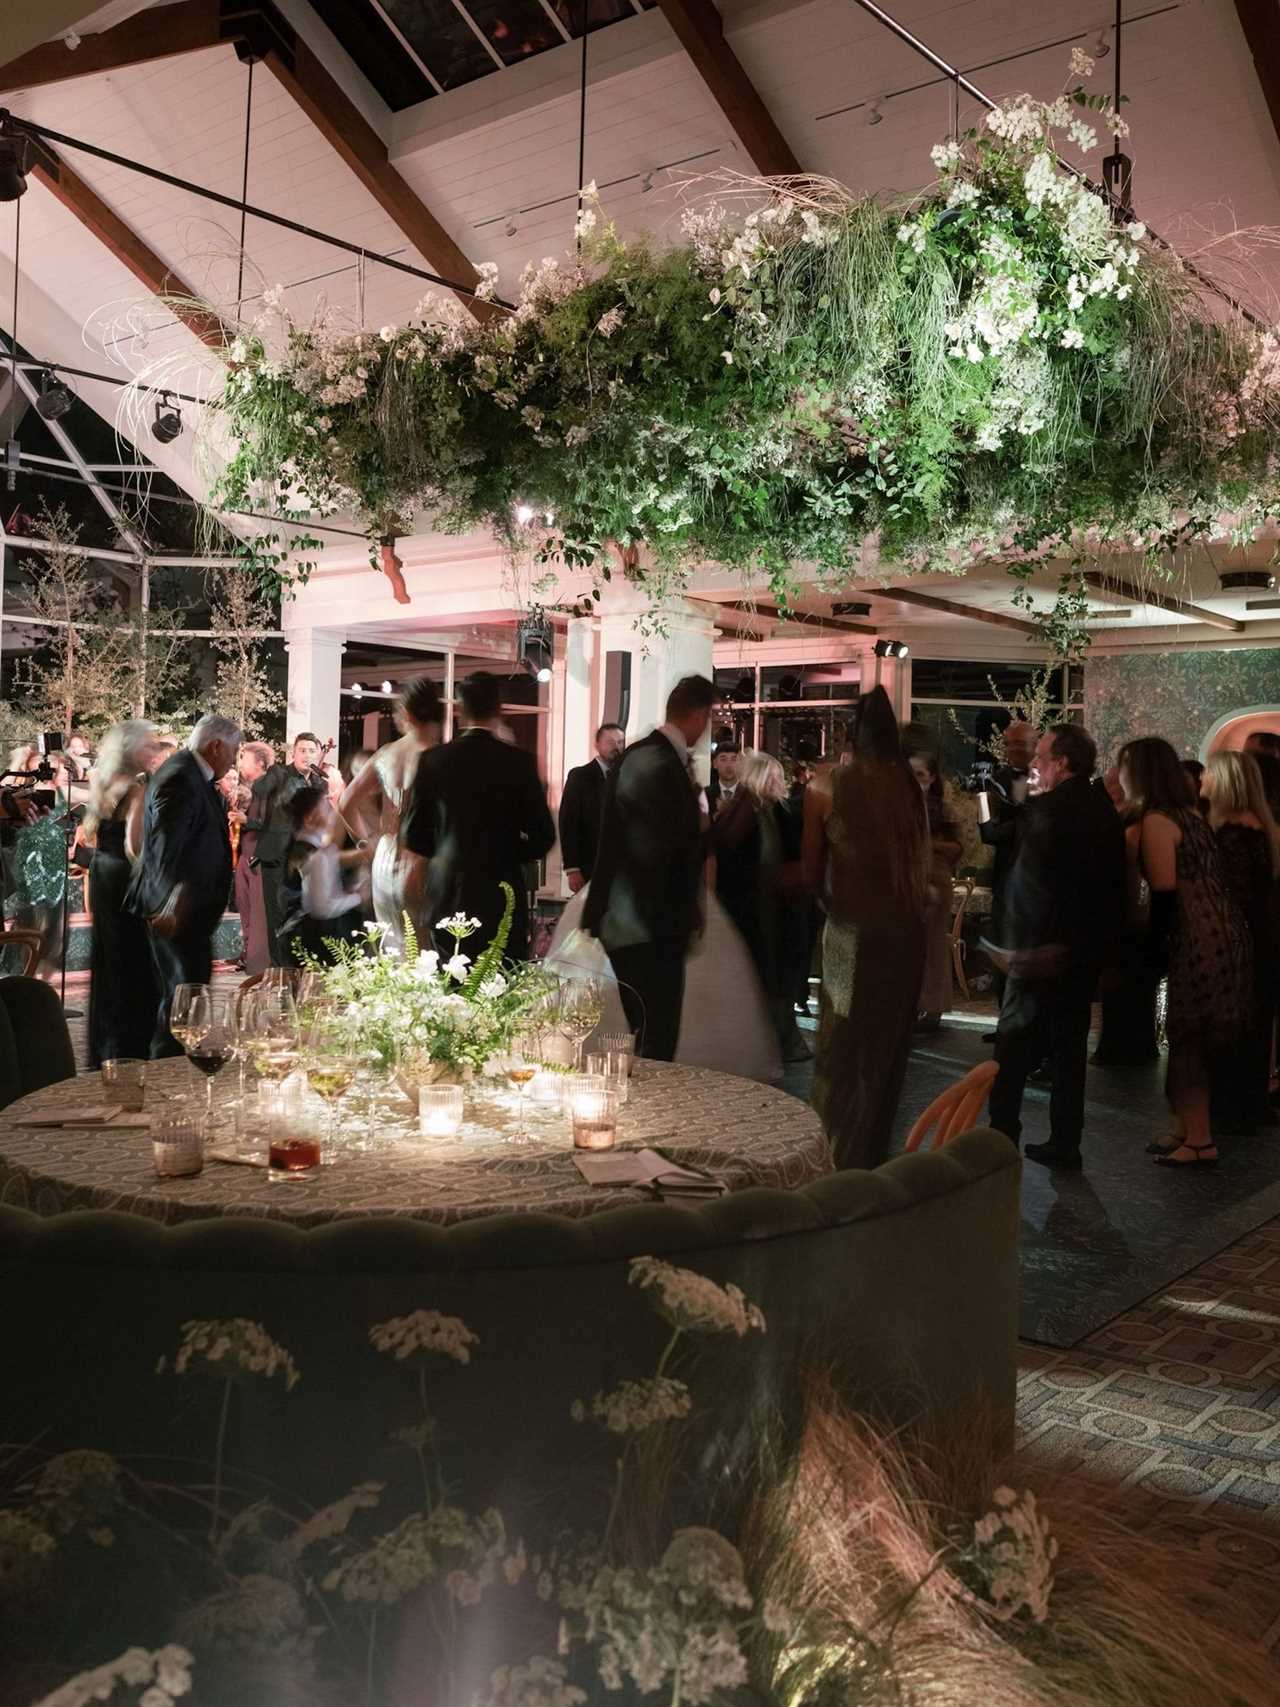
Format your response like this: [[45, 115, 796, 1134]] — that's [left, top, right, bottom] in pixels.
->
[[86, 720, 163, 1068]]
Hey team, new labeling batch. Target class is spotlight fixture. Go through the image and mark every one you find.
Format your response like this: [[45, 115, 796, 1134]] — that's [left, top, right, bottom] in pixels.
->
[[63, 28, 81, 50], [866, 98, 884, 127], [34, 370, 72, 421], [515, 502, 535, 525], [873, 638, 909, 659], [350, 682, 364, 699], [544, 509, 555, 525], [640, 170, 655, 193], [505, 215, 518, 238], [1092, 28, 1110, 58], [380, 678, 393, 694], [152, 391, 183, 443], [0, 131, 32, 202]]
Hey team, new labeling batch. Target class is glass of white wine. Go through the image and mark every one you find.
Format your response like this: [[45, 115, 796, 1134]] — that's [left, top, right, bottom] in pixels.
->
[[503, 1029, 541, 1145], [169, 983, 207, 1056], [303, 1012, 358, 1150], [558, 977, 605, 1072]]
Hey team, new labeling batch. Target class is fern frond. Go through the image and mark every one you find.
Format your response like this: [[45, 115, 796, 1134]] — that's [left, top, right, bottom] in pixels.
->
[[463, 882, 515, 997]]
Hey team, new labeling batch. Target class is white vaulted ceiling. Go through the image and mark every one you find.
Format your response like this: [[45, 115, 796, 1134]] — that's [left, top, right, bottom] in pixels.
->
[[0, 0, 1278, 648]]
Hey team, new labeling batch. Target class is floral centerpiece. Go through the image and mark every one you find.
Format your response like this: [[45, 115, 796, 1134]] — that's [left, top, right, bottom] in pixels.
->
[[206, 49, 1280, 657], [305, 882, 547, 1089]]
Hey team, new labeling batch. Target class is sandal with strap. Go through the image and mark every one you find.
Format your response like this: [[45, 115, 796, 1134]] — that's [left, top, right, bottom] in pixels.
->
[[1154, 1142, 1218, 1168]]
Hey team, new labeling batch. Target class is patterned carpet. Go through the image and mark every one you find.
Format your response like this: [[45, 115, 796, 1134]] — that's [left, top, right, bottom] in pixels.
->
[[1016, 1216, 1280, 1648]]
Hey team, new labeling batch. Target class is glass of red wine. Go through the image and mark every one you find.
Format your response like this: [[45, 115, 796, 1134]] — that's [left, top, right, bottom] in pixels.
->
[[181, 988, 236, 1114]]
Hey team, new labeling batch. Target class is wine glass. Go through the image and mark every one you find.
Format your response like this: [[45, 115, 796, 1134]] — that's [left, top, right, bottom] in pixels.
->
[[558, 977, 605, 1072], [169, 983, 207, 1056], [503, 1029, 541, 1144], [302, 1010, 359, 1148], [184, 989, 236, 1114], [243, 987, 300, 1086]]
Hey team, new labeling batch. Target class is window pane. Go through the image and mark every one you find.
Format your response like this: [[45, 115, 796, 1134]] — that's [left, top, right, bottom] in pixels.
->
[[464, 0, 564, 63], [760, 708, 853, 763], [759, 663, 861, 702], [714, 667, 756, 704], [910, 659, 1055, 704], [378, 0, 496, 87], [908, 703, 1010, 782]]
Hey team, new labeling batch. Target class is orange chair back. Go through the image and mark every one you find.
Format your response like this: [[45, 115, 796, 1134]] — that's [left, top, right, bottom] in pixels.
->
[[904, 1058, 998, 1153]]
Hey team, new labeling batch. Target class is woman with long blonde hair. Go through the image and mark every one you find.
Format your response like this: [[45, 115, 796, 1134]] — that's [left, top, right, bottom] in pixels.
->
[[1202, 749, 1279, 1132], [86, 719, 162, 1068]]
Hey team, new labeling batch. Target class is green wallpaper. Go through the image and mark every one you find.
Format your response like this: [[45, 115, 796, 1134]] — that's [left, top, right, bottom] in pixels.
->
[[1084, 648, 1280, 765]]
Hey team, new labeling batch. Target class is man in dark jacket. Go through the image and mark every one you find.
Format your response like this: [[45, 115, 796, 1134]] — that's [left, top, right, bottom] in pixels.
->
[[558, 722, 625, 893], [986, 721, 1124, 1171], [247, 731, 327, 965], [584, 675, 714, 1060], [126, 713, 241, 1057], [401, 673, 555, 961]]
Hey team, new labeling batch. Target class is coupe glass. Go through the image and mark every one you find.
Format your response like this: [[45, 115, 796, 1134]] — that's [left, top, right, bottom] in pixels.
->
[[558, 977, 604, 1071], [184, 988, 236, 1114]]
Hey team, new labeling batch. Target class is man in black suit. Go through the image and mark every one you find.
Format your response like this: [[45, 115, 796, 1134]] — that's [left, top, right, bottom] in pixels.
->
[[559, 722, 625, 894], [584, 674, 715, 1060], [705, 740, 740, 817], [247, 731, 327, 965], [986, 722, 1125, 1172], [401, 672, 555, 961], [977, 718, 1038, 1041], [126, 713, 241, 1057]]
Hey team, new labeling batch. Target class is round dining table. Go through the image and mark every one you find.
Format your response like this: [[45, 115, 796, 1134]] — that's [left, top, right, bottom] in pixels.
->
[[0, 1058, 832, 1229]]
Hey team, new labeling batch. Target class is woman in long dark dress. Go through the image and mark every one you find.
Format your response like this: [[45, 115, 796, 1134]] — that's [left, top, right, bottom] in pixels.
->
[[1202, 750, 1279, 1134], [802, 687, 930, 1169], [902, 739, 963, 1032], [86, 720, 162, 1068], [1118, 738, 1251, 1166]]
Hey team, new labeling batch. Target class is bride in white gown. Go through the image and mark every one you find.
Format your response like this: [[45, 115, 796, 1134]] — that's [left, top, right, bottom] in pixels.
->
[[547, 881, 781, 1084], [339, 677, 444, 953]]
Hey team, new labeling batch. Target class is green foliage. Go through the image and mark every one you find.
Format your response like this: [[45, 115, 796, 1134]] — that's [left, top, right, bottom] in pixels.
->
[[207, 69, 1280, 658]]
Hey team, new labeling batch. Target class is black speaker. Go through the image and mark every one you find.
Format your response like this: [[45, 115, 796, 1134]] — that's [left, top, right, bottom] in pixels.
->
[[603, 651, 631, 730]]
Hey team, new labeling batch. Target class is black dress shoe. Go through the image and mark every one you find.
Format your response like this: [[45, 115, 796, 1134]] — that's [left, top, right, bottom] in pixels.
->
[[1024, 1141, 1083, 1171]]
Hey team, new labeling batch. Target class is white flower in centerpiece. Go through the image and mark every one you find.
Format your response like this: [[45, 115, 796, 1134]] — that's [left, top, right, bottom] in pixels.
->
[[379, 325, 397, 342], [629, 1256, 766, 1336], [1069, 45, 1095, 78], [370, 1309, 478, 1364], [931, 140, 961, 171], [438, 912, 482, 940], [444, 953, 470, 981], [1059, 326, 1084, 349]]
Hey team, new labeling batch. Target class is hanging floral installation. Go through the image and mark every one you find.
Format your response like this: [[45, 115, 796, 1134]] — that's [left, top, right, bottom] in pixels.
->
[[207, 51, 1280, 656]]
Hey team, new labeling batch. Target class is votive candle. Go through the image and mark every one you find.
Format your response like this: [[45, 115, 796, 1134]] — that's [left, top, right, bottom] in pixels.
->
[[419, 1083, 465, 1139], [571, 1076, 618, 1150]]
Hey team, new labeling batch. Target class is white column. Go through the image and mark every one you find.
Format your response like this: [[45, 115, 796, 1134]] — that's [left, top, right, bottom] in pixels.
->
[[284, 629, 346, 747], [563, 614, 598, 781], [594, 589, 716, 782], [871, 652, 912, 723]]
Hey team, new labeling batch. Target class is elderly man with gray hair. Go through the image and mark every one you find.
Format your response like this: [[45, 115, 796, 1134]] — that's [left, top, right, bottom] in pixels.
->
[[127, 713, 242, 1056]]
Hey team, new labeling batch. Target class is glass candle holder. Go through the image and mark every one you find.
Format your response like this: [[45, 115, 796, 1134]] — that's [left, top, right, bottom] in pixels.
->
[[152, 1109, 205, 1178], [571, 1076, 619, 1150], [419, 1083, 465, 1139], [267, 1081, 323, 1181], [586, 1051, 630, 1107], [101, 1058, 146, 1112]]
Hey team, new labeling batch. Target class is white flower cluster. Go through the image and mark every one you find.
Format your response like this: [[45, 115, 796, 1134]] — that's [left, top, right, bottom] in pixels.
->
[[629, 1256, 766, 1336], [570, 1376, 692, 1434], [324, 1503, 514, 1607], [369, 1309, 478, 1365], [574, 1528, 752, 1704], [972, 1485, 1058, 1624], [32, 1644, 193, 1707], [595, 306, 625, 339], [481, 1655, 586, 1707], [164, 1319, 300, 1390]]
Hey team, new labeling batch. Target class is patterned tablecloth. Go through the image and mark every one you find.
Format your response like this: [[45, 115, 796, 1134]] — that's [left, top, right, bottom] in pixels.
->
[[0, 1059, 831, 1228]]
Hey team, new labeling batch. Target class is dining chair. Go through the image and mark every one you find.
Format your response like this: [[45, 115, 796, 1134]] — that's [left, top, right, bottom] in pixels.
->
[[903, 1058, 998, 1153], [949, 877, 977, 999], [0, 927, 44, 978], [0, 975, 76, 1101]]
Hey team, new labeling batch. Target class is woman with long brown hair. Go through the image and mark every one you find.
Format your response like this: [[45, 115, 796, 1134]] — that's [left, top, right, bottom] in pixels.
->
[[802, 686, 930, 1168], [1118, 736, 1250, 1166], [1202, 750, 1279, 1133]]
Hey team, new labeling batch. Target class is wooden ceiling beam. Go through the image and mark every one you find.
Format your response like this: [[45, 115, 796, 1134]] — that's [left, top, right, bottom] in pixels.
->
[[880, 585, 1040, 637], [259, 36, 493, 322], [1082, 571, 1243, 633], [29, 147, 227, 349], [722, 598, 875, 636], [1233, 2, 1280, 159], [654, 0, 801, 176], [0, 0, 221, 94]]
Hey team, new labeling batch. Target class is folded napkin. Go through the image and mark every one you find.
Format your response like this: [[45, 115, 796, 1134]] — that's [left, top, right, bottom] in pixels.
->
[[14, 1106, 151, 1130], [573, 1146, 725, 1198]]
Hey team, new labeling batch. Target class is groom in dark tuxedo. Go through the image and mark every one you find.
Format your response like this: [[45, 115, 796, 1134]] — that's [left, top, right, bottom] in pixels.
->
[[127, 713, 241, 1056], [584, 675, 715, 1059]]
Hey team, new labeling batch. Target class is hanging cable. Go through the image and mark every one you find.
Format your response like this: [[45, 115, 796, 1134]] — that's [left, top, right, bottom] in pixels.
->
[[235, 58, 254, 319], [576, 0, 588, 253], [949, 71, 959, 144], [6, 195, 20, 492]]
